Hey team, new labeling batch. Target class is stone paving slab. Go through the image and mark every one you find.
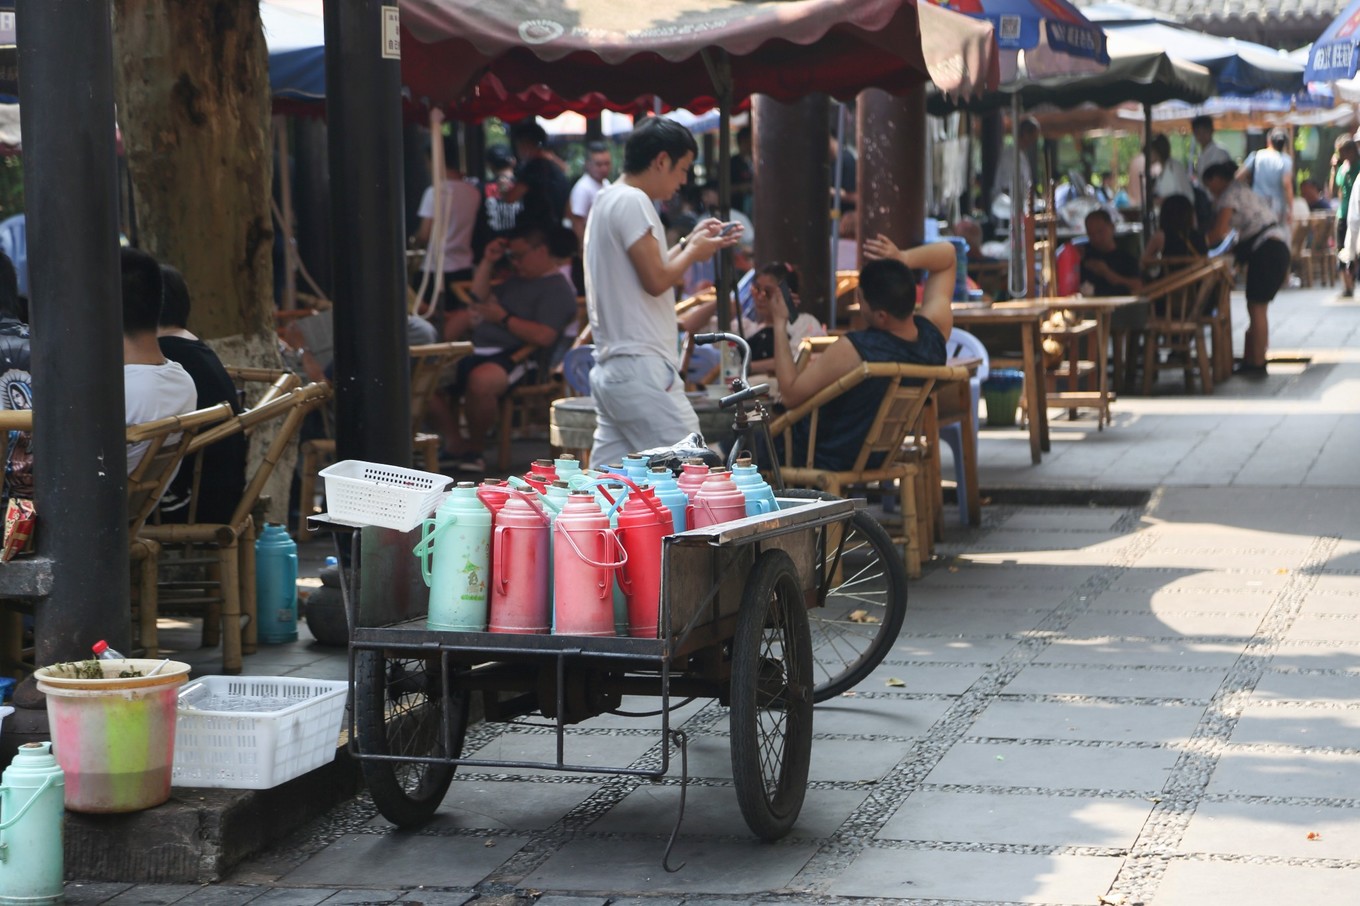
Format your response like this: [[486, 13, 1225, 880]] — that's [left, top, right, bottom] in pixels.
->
[[1228, 702, 1360, 748], [966, 700, 1208, 744], [858, 660, 991, 695], [1002, 664, 1228, 699], [1034, 637, 1248, 668], [877, 789, 1152, 847], [827, 848, 1123, 903], [1059, 609, 1266, 639], [1178, 800, 1360, 859], [1207, 747, 1360, 799], [1250, 669, 1360, 703], [279, 835, 528, 889], [1084, 588, 1279, 614], [923, 740, 1180, 792], [591, 786, 868, 839], [517, 838, 820, 895], [366, 780, 604, 831], [1153, 860, 1360, 906]]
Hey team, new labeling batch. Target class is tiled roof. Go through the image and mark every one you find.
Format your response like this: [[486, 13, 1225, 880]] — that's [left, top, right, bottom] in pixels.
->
[[1073, 0, 1348, 48]]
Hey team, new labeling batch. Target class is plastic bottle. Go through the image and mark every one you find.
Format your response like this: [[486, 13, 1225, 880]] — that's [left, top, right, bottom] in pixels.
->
[[255, 523, 299, 644], [480, 486, 552, 634], [677, 460, 710, 501], [614, 486, 671, 638], [730, 456, 779, 517], [644, 467, 688, 534], [414, 482, 492, 632], [91, 640, 124, 660], [689, 467, 748, 529], [620, 453, 651, 483], [554, 492, 626, 636], [0, 741, 65, 905]]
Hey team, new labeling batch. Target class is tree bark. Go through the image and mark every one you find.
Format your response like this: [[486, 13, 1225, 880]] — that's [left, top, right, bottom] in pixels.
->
[[112, 1, 292, 519]]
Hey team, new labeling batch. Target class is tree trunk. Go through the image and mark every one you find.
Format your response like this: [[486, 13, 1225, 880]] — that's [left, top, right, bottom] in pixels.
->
[[112, 1, 295, 521]]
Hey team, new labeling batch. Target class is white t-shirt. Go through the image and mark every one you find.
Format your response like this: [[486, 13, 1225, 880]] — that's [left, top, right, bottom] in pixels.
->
[[418, 179, 482, 274], [584, 183, 679, 366], [1154, 158, 1194, 204], [124, 360, 197, 475], [569, 174, 608, 221]]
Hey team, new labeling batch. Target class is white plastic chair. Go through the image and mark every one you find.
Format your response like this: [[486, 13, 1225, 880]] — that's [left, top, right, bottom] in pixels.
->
[[940, 327, 989, 525], [562, 344, 595, 396]]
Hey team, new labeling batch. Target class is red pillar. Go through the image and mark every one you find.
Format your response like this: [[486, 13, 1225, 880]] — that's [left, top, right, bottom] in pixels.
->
[[752, 94, 832, 325]]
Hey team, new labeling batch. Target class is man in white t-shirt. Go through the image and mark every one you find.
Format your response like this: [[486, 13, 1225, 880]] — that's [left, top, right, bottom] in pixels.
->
[[121, 248, 197, 475], [569, 142, 612, 243], [583, 117, 740, 466], [411, 141, 483, 333]]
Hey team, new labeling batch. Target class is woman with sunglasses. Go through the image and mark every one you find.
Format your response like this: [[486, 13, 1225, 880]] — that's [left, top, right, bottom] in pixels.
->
[[680, 262, 826, 375]]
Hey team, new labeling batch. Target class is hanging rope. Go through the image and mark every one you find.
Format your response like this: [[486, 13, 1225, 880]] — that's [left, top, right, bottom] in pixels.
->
[[412, 109, 449, 322]]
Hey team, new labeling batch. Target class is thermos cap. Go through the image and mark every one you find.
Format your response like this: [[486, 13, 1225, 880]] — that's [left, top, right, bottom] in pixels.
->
[[456, 481, 476, 488]]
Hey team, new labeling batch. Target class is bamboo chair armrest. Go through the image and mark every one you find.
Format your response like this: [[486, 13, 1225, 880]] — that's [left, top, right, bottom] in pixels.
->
[[0, 410, 33, 431], [125, 402, 233, 444], [410, 341, 474, 362], [139, 523, 238, 546]]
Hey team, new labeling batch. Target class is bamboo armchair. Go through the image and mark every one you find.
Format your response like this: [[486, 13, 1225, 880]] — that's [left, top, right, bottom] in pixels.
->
[[143, 383, 329, 673], [767, 361, 970, 578], [1139, 258, 1230, 395], [0, 403, 233, 674]]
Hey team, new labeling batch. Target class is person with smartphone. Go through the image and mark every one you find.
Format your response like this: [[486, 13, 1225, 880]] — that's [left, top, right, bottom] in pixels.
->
[[678, 262, 826, 376], [583, 117, 741, 467]]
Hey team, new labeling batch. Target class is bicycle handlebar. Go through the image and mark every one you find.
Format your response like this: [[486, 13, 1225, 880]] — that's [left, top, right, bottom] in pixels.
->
[[692, 331, 752, 389], [720, 383, 769, 410]]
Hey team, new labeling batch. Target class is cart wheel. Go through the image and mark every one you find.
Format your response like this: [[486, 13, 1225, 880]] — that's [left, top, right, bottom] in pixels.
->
[[355, 648, 466, 827], [779, 489, 908, 701], [730, 549, 813, 841]]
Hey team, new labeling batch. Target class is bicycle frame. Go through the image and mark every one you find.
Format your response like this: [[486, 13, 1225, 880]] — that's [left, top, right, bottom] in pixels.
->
[[693, 332, 785, 492]]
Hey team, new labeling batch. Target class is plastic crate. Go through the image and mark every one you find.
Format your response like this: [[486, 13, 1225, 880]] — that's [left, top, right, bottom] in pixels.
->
[[319, 459, 451, 531], [172, 676, 348, 790]]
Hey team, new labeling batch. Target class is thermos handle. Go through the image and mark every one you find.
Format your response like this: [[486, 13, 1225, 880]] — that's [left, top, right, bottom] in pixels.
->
[[555, 522, 629, 572], [752, 497, 773, 516], [0, 771, 59, 833], [477, 485, 551, 524], [581, 475, 670, 524], [412, 517, 455, 588], [495, 525, 510, 594]]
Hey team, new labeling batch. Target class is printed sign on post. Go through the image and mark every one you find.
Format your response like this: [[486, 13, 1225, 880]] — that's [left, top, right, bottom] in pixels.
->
[[381, 6, 401, 60]]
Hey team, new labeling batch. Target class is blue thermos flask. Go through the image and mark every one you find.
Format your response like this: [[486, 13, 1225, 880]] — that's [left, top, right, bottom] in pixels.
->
[[255, 522, 299, 643]]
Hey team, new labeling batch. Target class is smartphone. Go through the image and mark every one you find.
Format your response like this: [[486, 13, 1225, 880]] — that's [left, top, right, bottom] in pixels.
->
[[778, 281, 798, 320], [718, 221, 740, 237]]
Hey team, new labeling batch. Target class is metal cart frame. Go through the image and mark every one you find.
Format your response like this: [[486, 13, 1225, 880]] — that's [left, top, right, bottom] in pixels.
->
[[313, 495, 857, 865]]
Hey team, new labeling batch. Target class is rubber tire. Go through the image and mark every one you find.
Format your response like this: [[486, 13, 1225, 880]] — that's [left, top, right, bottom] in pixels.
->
[[778, 488, 909, 702], [729, 549, 813, 842], [354, 648, 466, 827]]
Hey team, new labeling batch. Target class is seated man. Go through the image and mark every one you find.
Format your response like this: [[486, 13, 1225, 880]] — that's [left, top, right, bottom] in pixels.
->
[[1079, 209, 1142, 296], [769, 238, 954, 471], [156, 264, 246, 524], [0, 250, 33, 502], [953, 217, 996, 263], [122, 248, 197, 474], [436, 224, 579, 473]]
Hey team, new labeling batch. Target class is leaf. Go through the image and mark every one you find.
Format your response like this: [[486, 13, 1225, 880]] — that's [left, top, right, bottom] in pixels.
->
[[885, 677, 906, 687], [1307, 831, 1321, 840], [848, 609, 880, 624]]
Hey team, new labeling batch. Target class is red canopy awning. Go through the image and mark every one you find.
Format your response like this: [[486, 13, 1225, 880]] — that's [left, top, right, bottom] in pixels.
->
[[400, 0, 1000, 116]]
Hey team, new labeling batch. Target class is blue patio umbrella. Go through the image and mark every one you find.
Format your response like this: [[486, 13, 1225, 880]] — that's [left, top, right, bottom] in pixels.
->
[[1085, 2, 1304, 96], [1307, 0, 1360, 83], [936, 0, 1109, 296], [262, 0, 326, 103]]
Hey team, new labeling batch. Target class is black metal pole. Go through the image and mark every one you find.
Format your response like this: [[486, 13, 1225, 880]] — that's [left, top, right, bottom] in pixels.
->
[[18, 0, 130, 675], [324, 0, 411, 466]]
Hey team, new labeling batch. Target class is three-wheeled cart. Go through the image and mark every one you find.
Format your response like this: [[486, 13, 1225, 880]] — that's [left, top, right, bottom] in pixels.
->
[[313, 493, 860, 854]]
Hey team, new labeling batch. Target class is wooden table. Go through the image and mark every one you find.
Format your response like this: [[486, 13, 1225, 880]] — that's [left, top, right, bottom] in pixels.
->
[[951, 304, 1050, 464], [1015, 295, 1149, 425]]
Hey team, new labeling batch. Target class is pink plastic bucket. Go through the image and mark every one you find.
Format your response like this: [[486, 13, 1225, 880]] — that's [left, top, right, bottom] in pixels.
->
[[34, 659, 190, 813]]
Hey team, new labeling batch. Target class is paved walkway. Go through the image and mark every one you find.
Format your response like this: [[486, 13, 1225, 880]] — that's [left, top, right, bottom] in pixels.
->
[[71, 285, 1360, 905]]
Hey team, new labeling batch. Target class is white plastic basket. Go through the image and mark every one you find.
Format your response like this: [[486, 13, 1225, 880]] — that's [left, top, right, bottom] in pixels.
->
[[172, 676, 348, 790], [319, 459, 451, 531]]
